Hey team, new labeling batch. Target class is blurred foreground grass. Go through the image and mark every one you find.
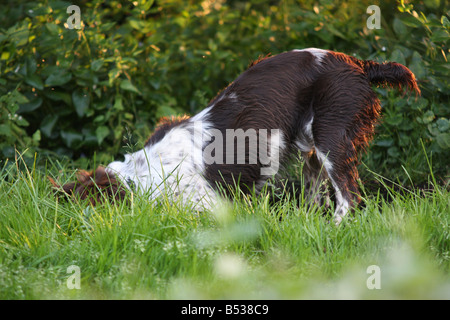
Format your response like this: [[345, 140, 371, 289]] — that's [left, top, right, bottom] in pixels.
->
[[0, 155, 449, 299]]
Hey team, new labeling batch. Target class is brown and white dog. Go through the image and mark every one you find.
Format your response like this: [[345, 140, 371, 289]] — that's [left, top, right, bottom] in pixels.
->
[[51, 48, 420, 224]]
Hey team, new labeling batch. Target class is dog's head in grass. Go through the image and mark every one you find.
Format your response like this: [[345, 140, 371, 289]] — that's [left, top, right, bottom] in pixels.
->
[[49, 166, 128, 205]]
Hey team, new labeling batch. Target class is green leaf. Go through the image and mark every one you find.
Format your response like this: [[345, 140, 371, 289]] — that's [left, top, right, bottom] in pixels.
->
[[91, 59, 104, 72], [398, 134, 410, 147], [409, 51, 426, 79], [45, 69, 72, 86], [390, 49, 406, 65], [44, 90, 72, 105], [113, 95, 124, 111], [422, 110, 435, 124], [5, 101, 18, 114], [61, 130, 84, 148], [1, 51, 10, 60], [325, 24, 346, 39], [156, 105, 176, 118], [387, 146, 400, 158], [25, 74, 44, 90], [72, 89, 90, 117], [0, 124, 11, 136], [428, 123, 440, 136], [40, 115, 58, 137], [149, 78, 160, 90], [94, 115, 105, 123], [9, 21, 30, 46], [430, 29, 450, 43], [393, 18, 408, 37], [16, 116, 29, 127], [45, 22, 60, 35], [376, 139, 394, 147], [385, 114, 403, 126], [423, 0, 439, 9], [25, 57, 37, 75], [32, 130, 41, 142], [18, 97, 42, 113], [95, 126, 110, 145], [435, 133, 450, 149], [81, 128, 99, 147], [120, 79, 140, 94], [399, 15, 422, 28], [442, 16, 450, 28], [436, 118, 449, 132], [129, 19, 146, 30], [108, 68, 121, 86], [9, 90, 29, 105], [410, 97, 428, 110]]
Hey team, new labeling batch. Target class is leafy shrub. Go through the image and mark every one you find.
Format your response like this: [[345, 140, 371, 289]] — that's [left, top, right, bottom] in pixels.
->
[[0, 0, 448, 182], [0, 88, 40, 159], [363, 2, 449, 182]]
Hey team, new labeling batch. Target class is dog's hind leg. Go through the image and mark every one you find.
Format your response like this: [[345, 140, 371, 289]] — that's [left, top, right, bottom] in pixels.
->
[[295, 116, 331, 209], [308, 68, 374, 224], [313, 140, 360, 225], [300, 150, 331, 208]]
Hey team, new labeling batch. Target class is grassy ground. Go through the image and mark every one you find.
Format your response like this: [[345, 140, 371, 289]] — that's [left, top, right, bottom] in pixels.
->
[[0, 154, 449, 300]]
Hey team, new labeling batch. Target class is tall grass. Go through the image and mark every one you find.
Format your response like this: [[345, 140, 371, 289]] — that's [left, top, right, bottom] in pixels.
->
[[0, 152, 449, 299]]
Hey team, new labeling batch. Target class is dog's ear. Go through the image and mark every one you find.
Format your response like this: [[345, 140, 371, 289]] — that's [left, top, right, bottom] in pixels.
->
[[85, 166, 126, 202], [48, 169, 95, 201], [49, 167, 128, 205], [91, 166, 128, 203], [48, 176, 76, 201], [75, 169, 92, 184]]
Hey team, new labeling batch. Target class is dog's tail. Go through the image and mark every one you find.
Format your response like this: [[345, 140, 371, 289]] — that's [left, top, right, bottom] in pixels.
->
[[362, 59, 421, 96]]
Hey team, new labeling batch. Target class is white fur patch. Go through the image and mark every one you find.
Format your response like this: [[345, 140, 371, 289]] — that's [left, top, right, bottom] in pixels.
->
[[314, 148, 350, 224], [106, 113, 217, 211], [293, 48, 328, 63], [315, 148, 333, 174], [295, 139, 312, 153], [227, 92, 238, 100], [329, 178, 350, 225], [191, 106, 212, 122], [314, 148, 351, 225], [295, 117, 315, 153], [305, 117, 314, 139]]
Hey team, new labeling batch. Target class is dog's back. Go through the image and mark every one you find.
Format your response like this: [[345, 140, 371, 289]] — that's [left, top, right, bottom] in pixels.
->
[[202, 48, 419, 223]]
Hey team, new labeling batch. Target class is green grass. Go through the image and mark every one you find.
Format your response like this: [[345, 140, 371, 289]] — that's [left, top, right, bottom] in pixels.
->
[[0, 154, 449, 300]]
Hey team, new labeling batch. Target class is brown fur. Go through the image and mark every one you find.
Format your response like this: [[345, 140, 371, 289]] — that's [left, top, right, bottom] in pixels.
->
[[49, 166, 127, 205], [50, 49, 420, 215], [202, 50, 420, 213]]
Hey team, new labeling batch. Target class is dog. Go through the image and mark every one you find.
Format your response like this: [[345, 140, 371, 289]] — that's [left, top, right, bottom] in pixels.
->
[[51, 48, 420, 224]]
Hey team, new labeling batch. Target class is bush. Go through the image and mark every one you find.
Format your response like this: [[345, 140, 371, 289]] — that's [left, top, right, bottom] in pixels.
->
[[363, 1, 449, 182], [0, 0, 448, 182]]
